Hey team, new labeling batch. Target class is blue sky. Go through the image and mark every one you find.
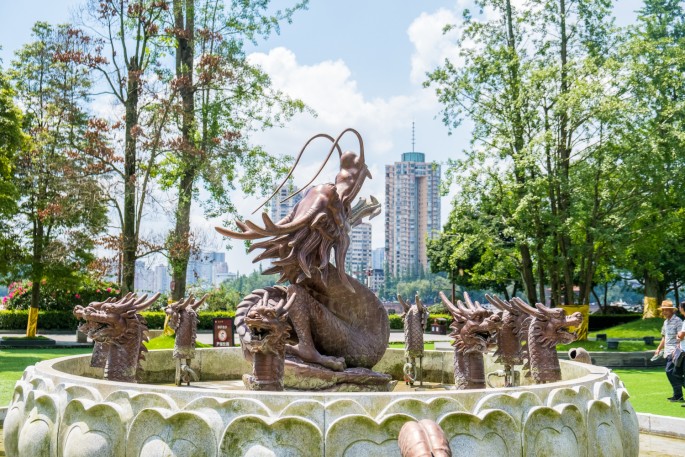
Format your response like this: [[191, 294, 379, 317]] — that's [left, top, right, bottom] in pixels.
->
[[0, 0, 644, 274]]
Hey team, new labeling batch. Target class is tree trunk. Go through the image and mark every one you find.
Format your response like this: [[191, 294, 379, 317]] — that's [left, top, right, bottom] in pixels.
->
[[27, 219, 44, 336], [643, 273, 661, 318], [519, 243, 538, 304], [122, 58, 140, 294], [170, 0, 196, 300]]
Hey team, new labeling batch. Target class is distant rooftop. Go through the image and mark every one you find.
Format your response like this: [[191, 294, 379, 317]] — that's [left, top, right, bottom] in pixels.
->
[[401, 152, 425, 162]]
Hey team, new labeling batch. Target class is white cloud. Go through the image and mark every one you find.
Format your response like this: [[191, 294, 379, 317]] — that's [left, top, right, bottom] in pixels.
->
[[408, 8, 462, 85]]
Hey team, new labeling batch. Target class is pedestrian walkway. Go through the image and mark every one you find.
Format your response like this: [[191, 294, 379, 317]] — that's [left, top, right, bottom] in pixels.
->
[[0, 329, 455, 346]]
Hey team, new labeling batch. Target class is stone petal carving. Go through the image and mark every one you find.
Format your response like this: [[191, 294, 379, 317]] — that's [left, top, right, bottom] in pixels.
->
[[323, 399, 368, 424], [523, 404, 587, 457], [17, 391, 59, 457], [438, 409, 520, 457], [105, 390, 177, 420], [280, 400, 325, 430], [55, 383, 102, 410], [587, 399, 624, 457], [59, 399, 127, 457], [617, 390, 639, 457], [221, 415, 323, 457], [376, 396, 465, 423], [3, 381, 32, 457], [126, 408, 218, 457], [546, 385, 593, 416], [184, 396, 272, 439], [325, 414, 413, 457], [473, 391, 542, 425]]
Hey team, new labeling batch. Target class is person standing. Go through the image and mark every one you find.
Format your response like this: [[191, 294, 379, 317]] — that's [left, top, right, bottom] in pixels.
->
[[678, 302, 685, 407], [654, 300, 683, 402]]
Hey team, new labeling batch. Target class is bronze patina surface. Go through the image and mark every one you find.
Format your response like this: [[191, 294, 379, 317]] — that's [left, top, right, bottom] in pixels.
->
[[508, 297, 583, 383], [440, 291, 502, 389], [398, 419, 452, 457], [216, 129, 390, 391], [74, 293, 160, 382], [398, 293, 428, 386], [165, 294, 207, 385]]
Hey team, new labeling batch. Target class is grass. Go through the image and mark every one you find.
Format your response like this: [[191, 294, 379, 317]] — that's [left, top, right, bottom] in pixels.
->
[[144, 334, 211, 350], [589, 317, 663, 339], [0, 348, 92, 406], [389, 341, 436, 351], [558, 340, 654, 352], [614, 368, 685, 417]]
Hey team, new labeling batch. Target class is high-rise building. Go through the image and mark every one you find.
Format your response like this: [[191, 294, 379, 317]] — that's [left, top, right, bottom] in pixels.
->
[[270, 180, 303, 223], [385, 151, 441, 278], [134, 261, 156, 293], [154, 264, 170, 293], [372, 247, 385, 270], [186, 250, 229, 288], [345, 222, 372, 281]]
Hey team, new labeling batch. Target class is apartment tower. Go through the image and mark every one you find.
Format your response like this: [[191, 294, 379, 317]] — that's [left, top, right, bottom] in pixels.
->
[[385, 151, 441, 278]]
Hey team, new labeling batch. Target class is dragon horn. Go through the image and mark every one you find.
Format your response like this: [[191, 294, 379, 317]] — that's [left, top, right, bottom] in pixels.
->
[[398, 294, 410, 313], [135, 292, 161, 312], [214, 223, 264, 240], [485, 294, 511, 312], [276, 293, 297, 316], [191, 294, 208, 310], [511, 297, 542, 318], [415, 294, 424, 313], [439, 291, 462, 318], [252, 133, 339, 214], [133, 294, 148, 304], [535, 302, 555, 315], [462, 292, 476, 309]]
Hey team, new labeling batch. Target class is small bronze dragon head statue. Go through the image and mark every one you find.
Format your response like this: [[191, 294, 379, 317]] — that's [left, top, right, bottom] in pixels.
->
[[440, 291, 501, 354], [74, 293, 160, 382]]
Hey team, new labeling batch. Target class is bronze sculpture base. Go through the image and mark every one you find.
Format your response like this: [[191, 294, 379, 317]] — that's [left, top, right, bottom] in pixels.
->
[[270, 356, 393, 392]]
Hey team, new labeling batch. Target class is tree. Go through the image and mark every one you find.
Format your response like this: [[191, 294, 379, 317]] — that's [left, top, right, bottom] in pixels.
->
[[77, 0, 170, 294], [0, 62, 25, 274], [619, 0, 685, 317], [425, 0, 632, 306], [163, 0, 308, 300], [9, 22, 108, 335]]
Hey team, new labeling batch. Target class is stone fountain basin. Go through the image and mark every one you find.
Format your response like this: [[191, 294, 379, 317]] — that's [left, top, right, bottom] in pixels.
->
[[4, 348, 638, 457]]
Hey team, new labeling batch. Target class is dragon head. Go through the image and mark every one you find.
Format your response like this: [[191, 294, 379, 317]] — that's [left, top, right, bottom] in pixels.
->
[[74, 293, 160, 344], [486, 294, 531, 340], [243, 291, 296, 355], [440, 292, 502, 354], [398, 293, 429, 329], [165, 294, 207, 330], [510, 298, 583, 348]]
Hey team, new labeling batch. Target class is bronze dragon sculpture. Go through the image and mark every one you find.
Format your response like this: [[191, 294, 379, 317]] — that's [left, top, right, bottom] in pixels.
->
[[238, 287, 296, 391], [74, 293, 160, 382], [440, 291, 502, 389], [508, 297, 583, 383], [216, 129, 389, 391], [398, 293, 428, 386], [398, 419, 451, 457], [485, 294, 530, 386], [165, 294, 207, 386]]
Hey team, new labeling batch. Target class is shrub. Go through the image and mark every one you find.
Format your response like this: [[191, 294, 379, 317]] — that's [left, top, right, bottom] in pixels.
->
[[5, 279, 120, 312]]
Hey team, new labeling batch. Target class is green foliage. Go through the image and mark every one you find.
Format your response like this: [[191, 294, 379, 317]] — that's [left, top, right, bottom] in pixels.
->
[[7, 22, 108, 314], [4, 278, 120, 311]]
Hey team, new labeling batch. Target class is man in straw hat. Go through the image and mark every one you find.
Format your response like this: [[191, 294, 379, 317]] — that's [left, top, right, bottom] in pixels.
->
[[654, 299, 683, 402]]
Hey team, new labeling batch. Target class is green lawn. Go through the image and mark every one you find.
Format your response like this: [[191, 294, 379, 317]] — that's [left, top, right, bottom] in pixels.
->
[[614, 368, 685, 417], [558, 340, 653, 352], [0, 348, 92, 406], [589, 317, 663, 339]]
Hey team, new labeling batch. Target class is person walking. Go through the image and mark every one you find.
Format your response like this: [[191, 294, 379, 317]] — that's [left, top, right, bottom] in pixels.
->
[[654, 300, 683, 402]]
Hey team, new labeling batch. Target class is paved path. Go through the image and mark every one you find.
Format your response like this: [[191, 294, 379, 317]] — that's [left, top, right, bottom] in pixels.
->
[[0, 329, 455, 346]]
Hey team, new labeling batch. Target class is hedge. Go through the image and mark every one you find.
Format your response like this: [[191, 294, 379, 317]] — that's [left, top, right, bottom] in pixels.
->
[[0, 310, 236, 331], [0, 310, 642, 332]]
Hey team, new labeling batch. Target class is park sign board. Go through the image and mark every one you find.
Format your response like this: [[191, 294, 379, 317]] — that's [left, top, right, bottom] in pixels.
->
[[213, 318, 234, 347]]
